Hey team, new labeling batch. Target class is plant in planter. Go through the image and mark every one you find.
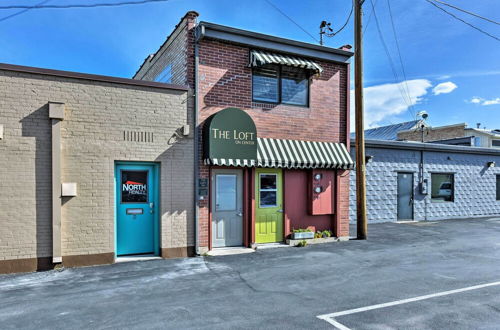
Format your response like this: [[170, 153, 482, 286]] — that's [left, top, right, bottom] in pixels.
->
[[321, 230, 332, 238], [314, 231, 322, 239], [291, 228, 314, 240]]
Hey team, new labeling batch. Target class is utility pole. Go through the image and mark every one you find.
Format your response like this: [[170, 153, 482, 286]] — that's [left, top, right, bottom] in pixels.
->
[[354, 0, 367, 239]]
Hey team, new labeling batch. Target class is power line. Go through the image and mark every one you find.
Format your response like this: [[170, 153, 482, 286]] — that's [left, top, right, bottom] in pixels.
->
[[433, 0, 499, 26], [0, 0, 170, 10], [363, 0, 378, 36], [0, 0, 50, 22], [425, 0, 500, 42], [332, 2, 353, 36], [386, 0, 416, 119], [264, 0, 319, 43], [369, 0, 415, 113]]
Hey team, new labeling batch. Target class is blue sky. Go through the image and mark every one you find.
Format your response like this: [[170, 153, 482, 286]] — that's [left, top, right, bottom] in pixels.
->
[[1, 0, 499, 130]]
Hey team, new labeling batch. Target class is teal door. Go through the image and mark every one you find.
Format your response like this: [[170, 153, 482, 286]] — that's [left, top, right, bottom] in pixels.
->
[[116, 163, 158, 256]]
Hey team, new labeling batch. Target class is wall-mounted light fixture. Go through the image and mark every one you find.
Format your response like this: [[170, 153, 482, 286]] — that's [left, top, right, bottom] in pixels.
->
[[365, 155, 374, 163], [314, 186, 323, 194], [487, 161, 496, 168], [314, 173, 322, 181]]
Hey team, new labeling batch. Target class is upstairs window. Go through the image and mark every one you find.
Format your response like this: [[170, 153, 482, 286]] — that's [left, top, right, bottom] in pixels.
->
[[252, 64, 309, 107], [252, 65, 279, 103], [281, 66, 309, 106], [154, 64, 172, 83]]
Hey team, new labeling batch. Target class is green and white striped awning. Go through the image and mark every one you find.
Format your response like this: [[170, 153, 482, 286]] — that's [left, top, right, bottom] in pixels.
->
[[204, 138, 353, 170], [257, 138, 353, 169], [249, 50, 323, 75]]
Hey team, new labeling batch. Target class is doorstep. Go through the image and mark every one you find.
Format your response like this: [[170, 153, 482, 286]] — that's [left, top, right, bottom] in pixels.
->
[[116, 254, 162, 263], [206, 247, 255, 256], [253, 242, 291, 250]]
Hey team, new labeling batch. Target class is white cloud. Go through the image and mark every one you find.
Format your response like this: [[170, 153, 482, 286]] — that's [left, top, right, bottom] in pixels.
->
[[432, 81, 457, 95], [468, 96, 500, 106], [483, 98, 500, 106], [350, 79, 432, 131]]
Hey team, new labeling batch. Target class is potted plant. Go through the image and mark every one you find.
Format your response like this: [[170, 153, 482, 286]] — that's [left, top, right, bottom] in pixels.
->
[[291, 228, 314, 240], [321, 230, 332, 238]]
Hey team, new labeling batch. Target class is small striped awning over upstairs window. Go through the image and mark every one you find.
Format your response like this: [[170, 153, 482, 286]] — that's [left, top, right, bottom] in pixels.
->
[[257, 138, 353, 170], [249, 50, 323, 75]]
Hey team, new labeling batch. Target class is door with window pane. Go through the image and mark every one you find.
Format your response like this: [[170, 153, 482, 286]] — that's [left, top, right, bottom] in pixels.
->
[[255, 168, 283, 243], [211, 169, 243, 247]]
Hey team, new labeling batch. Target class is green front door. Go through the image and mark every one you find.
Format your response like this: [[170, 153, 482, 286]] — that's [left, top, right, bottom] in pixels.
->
[[255, 168, 283, 243]]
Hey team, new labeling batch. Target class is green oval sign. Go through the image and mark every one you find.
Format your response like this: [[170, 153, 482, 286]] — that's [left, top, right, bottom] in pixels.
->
[[203, 108, 257, 163]]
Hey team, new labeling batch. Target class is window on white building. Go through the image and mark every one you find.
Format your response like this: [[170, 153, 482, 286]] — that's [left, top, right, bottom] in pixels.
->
[[431, 173, 454, 202], [497, 175, 500, 201]]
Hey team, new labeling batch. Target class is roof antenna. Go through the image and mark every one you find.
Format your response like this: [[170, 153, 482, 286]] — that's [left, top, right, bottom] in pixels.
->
[[319, 20, 333, 45]]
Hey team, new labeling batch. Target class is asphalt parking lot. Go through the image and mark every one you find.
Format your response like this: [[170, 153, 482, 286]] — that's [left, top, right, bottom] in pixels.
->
[[1, 217, 500, 329]]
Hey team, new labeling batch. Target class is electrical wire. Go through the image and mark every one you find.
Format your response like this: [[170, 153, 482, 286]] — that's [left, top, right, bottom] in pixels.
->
[[263, 0, 319, 43], [386, 0, 416, 119], [369, 0, 415, 113], [0, 0, 170, 10], [425, 0, 500, 42], [0, 0, 50, 22], [332, 2, 353, 36], [363, 0, 378, 36], [432, 0, 499, 25]]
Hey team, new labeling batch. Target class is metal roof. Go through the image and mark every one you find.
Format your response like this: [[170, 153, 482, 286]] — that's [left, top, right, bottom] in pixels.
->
[[350, 120, 422, 141]]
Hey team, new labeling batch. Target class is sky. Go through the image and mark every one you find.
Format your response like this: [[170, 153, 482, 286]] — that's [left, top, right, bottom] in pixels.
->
[[1, 0, 499, 131]]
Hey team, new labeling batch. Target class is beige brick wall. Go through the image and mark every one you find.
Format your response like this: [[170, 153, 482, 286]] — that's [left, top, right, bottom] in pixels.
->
[[0, 69, 194, 261], [397, 124, 466, 142]]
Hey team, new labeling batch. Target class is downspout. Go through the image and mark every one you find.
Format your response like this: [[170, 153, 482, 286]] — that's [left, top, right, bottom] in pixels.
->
[[419, 124, 427, 221], [49, 102, 64, 264], [194, 27, 201, 255]]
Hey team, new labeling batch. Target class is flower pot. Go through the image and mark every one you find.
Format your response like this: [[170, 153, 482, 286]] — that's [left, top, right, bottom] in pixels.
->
[[291, 231, 314, 240]]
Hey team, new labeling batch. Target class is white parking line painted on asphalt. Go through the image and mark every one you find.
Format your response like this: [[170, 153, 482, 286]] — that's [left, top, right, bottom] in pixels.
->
[[317, 280, 500, 329]]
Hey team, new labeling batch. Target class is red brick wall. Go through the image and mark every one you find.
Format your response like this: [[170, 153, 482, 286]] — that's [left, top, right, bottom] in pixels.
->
[[187, 25, 351, 247]]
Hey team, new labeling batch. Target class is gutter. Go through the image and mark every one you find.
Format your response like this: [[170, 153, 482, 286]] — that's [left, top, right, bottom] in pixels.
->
[[195, 22, 353, 64], [352, 139, 500, 156]]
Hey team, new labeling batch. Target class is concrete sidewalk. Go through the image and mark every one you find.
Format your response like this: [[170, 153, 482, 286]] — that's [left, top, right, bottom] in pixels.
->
[[1, 217, 500, 329]]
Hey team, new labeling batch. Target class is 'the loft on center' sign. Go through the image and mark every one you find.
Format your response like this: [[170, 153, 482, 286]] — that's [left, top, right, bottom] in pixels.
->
[[203, 107, 257, 162]]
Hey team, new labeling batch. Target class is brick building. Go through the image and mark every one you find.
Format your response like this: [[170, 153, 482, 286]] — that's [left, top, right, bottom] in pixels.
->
[[0, 64, 194, 274], [135, 12, 354, 252]]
